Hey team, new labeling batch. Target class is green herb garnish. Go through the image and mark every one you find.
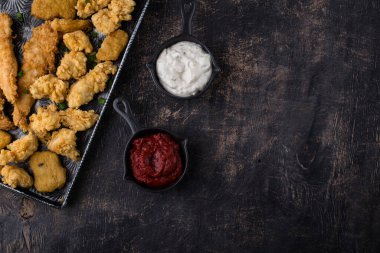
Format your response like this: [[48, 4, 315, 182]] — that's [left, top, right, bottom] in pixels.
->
[[84, 0, 90, 3], [98, 97, 106, 105], [16, 12, 24, 22], [57, 102, 68, 110], [23, 89, 29, 94], [87, 52, 97, 68], [17, 70, 24, 78]]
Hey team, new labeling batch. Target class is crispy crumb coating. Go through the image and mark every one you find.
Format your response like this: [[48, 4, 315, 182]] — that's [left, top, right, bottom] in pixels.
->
[[63, 31, 93, 54], [31, 0, 77, 20], [57, 51, 88, 80], [76, 0, 112, 19], [0, 130, 11, 150], [1, 165, 33, 189], [51, 19, 92, 33], [47, 128, 80, 161], [96, 29, 128, 61], [29, 104, 61, 142], [61, 108, 99, 131], [30, 75, 69, 103]]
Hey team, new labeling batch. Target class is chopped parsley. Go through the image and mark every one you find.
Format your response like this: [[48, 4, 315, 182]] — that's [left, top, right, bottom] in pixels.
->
[[85, 0, 90, 3], [16, 12, 24, 22], [57, 102, 68, 110], [17, 70, 24, 78], [98, 97, 106, 105], [87, 52, 97, 68], [23, 89, 29, 94]]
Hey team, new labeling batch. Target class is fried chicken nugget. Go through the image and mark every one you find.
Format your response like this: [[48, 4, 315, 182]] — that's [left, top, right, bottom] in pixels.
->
[[30, 75, 69, 103], [67, 61, 116, 108], [47, 128, 80, 161], [0, 92, 13, 131], [60, 108, 99, 131], [91, 0, 135, 35], [7, 133, 39, 162], [96, 29, 128, 61], [29, 104, 61, 142], [13, 23, 59, 131], [51, 19, 92, 33], [57, 51, 87, 80], [29, 151, 67, 193], [63, 31, 93, 53], [1, 165, 33, 189], [0, 130, 11, 150], [0, 150, 14, 166], [76, 0, 112, 19], [0, 13, 18, 104], [31, 0, 77, 20]]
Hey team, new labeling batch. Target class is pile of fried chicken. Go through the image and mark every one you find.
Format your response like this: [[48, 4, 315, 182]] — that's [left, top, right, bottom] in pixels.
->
[[0, 0, 134, 193]]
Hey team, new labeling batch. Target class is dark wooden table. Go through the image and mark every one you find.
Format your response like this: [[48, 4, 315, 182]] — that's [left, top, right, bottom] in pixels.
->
[[1, 0, 380, 252]]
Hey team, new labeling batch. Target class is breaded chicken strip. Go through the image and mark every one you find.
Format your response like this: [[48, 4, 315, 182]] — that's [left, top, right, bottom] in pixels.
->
[[1, 165, 33, 189], [57, 51, 87, 80], [0, 130, 11, 150], [32, 0, 77, 20], [0, 92, 13, 131], [13, 23, 59, 131], [67, 61, 116, 108], [76, 0, 112, 18], [30, 75, 69, 103], [63, 31, 93, 54], [29, 104, 61, 142], [60, 108, 99, 131], [7, 133, 38, 162], [92, 0, 135, 34], [47, 128, 80, 161], [0, 14, 18, 104], [51, 19, 92, 33], [97, 29, 128, 61]]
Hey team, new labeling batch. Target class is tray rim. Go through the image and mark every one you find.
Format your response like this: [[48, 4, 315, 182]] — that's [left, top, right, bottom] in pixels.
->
[[0, 0, 151, 208]]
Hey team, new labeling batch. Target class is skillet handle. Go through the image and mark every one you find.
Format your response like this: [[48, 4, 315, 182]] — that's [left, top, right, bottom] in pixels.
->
[[180, 0, 196, 35], [113, 97, 139, 134]]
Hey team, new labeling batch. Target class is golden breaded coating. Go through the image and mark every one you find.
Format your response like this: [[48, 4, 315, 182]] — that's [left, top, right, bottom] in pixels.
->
[[13, 23, 59, 131], [0, 150, 14, 166], [31, 0, 77, 20], [76, 0, 112, 19], [1, 165, 33, 189], [47, 128, 80, 161], [0, 130, 11, 150], [51, 19, 92, 33], [63, 31, 93, 54], [0, 92, 13, 131], [7, 133, 39, 162], [30, 75, 69, 103], [108, 0, 135, 21], [67, 61, 116, 108], [91, 9, 120, 35], [57, 51, 87, 80], [29, 104, 61, 142], [61, 108, 99, 131], [97, 29, 128, 61], [0, 14, 18, 104], [29, 151, 67, 192]]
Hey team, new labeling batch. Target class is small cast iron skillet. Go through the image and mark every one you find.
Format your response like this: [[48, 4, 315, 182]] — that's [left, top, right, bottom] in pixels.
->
[[146, 0, 221, 99], [113, 97, 189, 192]]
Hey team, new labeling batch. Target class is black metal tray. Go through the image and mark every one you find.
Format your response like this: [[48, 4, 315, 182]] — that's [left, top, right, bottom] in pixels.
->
[[0, 0, 150, 208]]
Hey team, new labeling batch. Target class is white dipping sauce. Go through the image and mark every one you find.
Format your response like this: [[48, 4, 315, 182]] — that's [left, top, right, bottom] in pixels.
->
[[156, 41, 212, 97]]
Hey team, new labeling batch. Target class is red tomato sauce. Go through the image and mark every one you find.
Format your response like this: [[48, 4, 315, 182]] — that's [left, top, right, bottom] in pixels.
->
[[130, 133, 183, 188]]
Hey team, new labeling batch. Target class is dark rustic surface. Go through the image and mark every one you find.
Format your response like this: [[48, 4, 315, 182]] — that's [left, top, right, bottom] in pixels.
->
[[1, 0, 380, 252]]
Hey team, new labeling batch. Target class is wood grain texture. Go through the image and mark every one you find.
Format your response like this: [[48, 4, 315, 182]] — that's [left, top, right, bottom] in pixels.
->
[[1, 0, 380, 252]]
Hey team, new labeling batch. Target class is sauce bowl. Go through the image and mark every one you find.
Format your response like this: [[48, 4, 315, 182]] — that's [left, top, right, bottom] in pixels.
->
[[146, 0, 221, 99], [113, 97, 189, 192]]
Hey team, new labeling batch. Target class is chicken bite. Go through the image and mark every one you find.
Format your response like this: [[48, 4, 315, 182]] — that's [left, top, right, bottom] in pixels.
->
[[57, 51, 88, 81], [0, 130, 11, 150], [76, 0, 112, 19], [97, 29, 128, 61], [1, 165, 33, 189], [29, 151, 67, 193], [0, 92, 13, 131], [51, 19, 92, 33], [108, 0, 136, 21], [91, 9, 120, 35], [29, 75, 69, 103], [0, 149, 14, 166], [7, 133, 39, 162], [60, 108, 99, 131], [67, 61, 116, 108], [47, 128, 80, 161], [31, 0, 77, 20], [29, 104, 61, 142], [63, 31, 93, 54]]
